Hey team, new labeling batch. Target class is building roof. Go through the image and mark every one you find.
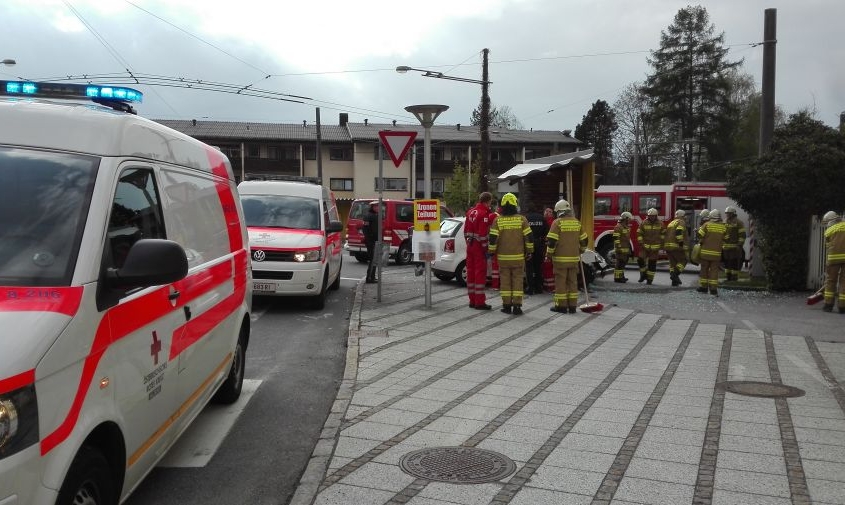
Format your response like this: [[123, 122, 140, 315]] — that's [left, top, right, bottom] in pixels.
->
[[154, 119, 350, 142], [498, 149, 596, 182], [154, 118, 583, 146]]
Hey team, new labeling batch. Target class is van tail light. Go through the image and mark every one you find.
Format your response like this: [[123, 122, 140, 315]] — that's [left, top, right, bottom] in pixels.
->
[[444, 239, 455, 253]]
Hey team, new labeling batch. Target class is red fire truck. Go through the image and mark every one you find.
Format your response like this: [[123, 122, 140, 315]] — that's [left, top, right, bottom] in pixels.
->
[[593, 182, 750, 264]]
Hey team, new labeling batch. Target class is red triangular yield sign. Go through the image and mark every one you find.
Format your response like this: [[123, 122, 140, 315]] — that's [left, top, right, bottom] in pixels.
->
[[378, 130, 417, 168]]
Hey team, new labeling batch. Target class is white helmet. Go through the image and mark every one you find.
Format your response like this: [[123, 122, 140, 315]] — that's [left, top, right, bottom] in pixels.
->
[[620, 211, 633, 221], [709, 209, 722, 221], [675, 209, 686, 218], [699, 209, 710, 221], [647, 208, 658, 217], [725, 206, 737, 215], [554, 199, 571, 215], [823, 211, 840, 225]]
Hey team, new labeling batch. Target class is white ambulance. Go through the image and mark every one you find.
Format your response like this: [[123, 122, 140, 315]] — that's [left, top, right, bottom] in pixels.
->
[[238, 179, 343, 310], [0, 81, 252, 504]]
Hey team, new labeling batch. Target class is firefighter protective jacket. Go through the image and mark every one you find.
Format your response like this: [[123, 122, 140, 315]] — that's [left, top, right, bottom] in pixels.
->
[[637, 218, 665, 256], [724, 217, 746, 250], [465, 201, 493, 249], [825, 221, 845, 265], [613, 222, 631, 254], [489, 214, 534, 263], [697, 221, 728, 261], [546, 216, 588, 265], [663, 217, 687, 251]]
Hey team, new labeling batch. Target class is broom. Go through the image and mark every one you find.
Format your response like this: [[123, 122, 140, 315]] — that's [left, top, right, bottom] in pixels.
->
[[578, 260, 604, 313], [806, 287, 824, 305]]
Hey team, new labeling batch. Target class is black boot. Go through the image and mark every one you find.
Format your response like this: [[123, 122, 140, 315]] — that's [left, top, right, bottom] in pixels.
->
[[670, 272, 681, 287], [697, 287, 708, 293], [823, 304, 833, 312], [512, 305, 523, 315], [501, 304, 512, 314], [568, 306, 577, 314], [638, 271, 647, 283]]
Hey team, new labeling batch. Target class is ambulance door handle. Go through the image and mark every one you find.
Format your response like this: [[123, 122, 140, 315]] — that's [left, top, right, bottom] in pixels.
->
[[183, 306, 192, 321], [168, 290, 181, 301]]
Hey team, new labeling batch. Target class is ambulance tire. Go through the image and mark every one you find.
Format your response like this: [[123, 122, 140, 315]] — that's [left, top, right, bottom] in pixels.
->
[[308, 272, 328, 310], [57, 445, 116, 505], [456, 261, 467, 287], [212, 328, 246, 404], [329, 258, 342, 291], [353, 252, 369, 263], [396, 241, 412, 265], [597, 241, 615, 267]]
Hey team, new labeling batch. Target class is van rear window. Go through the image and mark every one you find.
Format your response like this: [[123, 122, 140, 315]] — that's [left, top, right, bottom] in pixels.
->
[[241, 194, 321, 230], [0, 147, 98, 286]]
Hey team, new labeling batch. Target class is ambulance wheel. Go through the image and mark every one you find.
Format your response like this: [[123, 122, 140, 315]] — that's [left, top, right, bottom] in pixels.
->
[[354, 252, 369, 263], [57, 445, 116, 505], [212, 328, 246, 404], [329, 259, 342, 291], [308, 272, 328, 310], [396, 241, 412, 265], [597, 241, 615, 267]]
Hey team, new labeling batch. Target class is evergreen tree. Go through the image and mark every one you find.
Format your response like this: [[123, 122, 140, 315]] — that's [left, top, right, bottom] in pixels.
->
[[575, 100, 618, 186], [443, 160, 481, 215], [642, 5, 741, 180], [727, 111, 845, 290]]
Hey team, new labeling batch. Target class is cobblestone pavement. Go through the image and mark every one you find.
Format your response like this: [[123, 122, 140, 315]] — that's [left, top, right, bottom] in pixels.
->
[[291, 268, 845, 505]]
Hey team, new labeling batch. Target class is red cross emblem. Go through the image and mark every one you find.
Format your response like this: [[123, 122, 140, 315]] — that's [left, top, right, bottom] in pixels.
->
[[151, 331, 162, 365]]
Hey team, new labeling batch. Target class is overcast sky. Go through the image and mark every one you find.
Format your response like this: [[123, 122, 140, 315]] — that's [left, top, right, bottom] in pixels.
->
[[2, 0, 843, 133]]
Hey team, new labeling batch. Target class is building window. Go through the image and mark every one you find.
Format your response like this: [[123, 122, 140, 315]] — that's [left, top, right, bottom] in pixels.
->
[[247, 144, 260, 158], [619, 195, 633, 213], [525, 149, 550, 160], [219, 146, 240, 161], [374, 177, 408, 191], [433, 148, 444, 161], [304, 146, 316, 160], [415, 178, 445, 194], [451, 148, 468, 161], [330, 148, 353, 161], [490, 150, 501, 161], [330, 178, 354, 191]]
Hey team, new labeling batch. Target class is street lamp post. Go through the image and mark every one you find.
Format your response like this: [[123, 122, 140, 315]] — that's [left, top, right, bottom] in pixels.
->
[[396, 53, 491, 192], [405, 105, 448, 309]]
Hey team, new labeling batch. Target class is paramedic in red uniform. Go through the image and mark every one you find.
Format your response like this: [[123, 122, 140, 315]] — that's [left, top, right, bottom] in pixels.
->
[[465, 191, 494, 309]]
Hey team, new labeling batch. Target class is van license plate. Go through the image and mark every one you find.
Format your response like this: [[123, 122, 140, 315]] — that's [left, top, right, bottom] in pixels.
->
[[253, 282, 276, 293]]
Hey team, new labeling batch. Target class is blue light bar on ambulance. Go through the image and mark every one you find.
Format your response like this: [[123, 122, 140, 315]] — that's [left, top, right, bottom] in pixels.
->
[[1, 81, 143, 103]]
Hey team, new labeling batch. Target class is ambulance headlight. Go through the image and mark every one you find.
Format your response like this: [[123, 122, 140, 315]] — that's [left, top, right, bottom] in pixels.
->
[[294, 250, 321, 262], [0, 385, 38, 459]]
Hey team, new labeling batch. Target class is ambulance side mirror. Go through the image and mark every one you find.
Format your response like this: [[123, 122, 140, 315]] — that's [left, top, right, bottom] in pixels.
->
[[107, 239, 189, 289], [326, 220, 343, 233]]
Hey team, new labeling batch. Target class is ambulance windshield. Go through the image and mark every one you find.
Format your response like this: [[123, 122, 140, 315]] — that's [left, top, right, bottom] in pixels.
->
[[0, 147, 98, 286], [241, 195, 321, 230]]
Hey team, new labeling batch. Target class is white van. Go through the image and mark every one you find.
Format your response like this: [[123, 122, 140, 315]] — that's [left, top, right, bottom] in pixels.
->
[[238, 179, 343, 309], [0, 82, 252, 505]]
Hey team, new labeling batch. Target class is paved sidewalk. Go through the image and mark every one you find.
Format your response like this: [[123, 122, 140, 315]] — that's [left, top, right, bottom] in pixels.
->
[[292, 268, 845, 505]]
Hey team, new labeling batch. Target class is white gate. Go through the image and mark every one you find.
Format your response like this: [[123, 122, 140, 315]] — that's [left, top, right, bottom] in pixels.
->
[[807, 215, 826, 290]]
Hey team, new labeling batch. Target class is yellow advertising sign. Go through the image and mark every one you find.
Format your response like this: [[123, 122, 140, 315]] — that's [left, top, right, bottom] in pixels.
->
[[413, 199, 441, 232]]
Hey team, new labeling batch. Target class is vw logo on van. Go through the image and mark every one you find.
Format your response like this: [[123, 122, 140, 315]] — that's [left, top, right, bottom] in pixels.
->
[[253, 250, 266, 262]]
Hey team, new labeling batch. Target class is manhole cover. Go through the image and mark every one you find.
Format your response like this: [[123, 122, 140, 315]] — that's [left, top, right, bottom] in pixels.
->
[[718, 381, 805, 398], [399, 446, 516, 484]]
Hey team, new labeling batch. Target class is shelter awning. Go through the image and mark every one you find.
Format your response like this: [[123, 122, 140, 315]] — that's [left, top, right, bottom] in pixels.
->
[[497, 149, 595, 182]]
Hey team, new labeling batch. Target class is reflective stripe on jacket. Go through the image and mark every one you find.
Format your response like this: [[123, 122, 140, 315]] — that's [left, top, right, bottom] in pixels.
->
[[825, 221, 845, 265], [613, 223, 631, 253], [637, 219, 665, 252], [697, 221, 728, 260], [724, 218, 746, 249], [546, 216, 587, 264], [663, 218, 687, 251], [489, 214, 534, 262]]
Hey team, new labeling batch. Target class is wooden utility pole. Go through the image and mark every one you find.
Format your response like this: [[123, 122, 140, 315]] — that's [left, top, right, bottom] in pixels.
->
[[759, 9, 776, 155], [479, 48, 491, 193], [316, 107, 323, 183]]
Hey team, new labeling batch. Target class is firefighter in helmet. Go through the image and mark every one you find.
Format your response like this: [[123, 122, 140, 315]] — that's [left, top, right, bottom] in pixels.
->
[[613, 211, 633, 283], [546, 199, 588, 313], [722, 206, 746, 281], [636, 208, 665, 284], [488, 193, 534, 315], [664, 209, 689, 286], [697, 209, 728, 295], [821, 211, 845, 313]]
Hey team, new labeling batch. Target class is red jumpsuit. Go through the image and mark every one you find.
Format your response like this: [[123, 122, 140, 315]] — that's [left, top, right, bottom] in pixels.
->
[[465, 202, 493, 307], [542, 209, 556, 292]]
